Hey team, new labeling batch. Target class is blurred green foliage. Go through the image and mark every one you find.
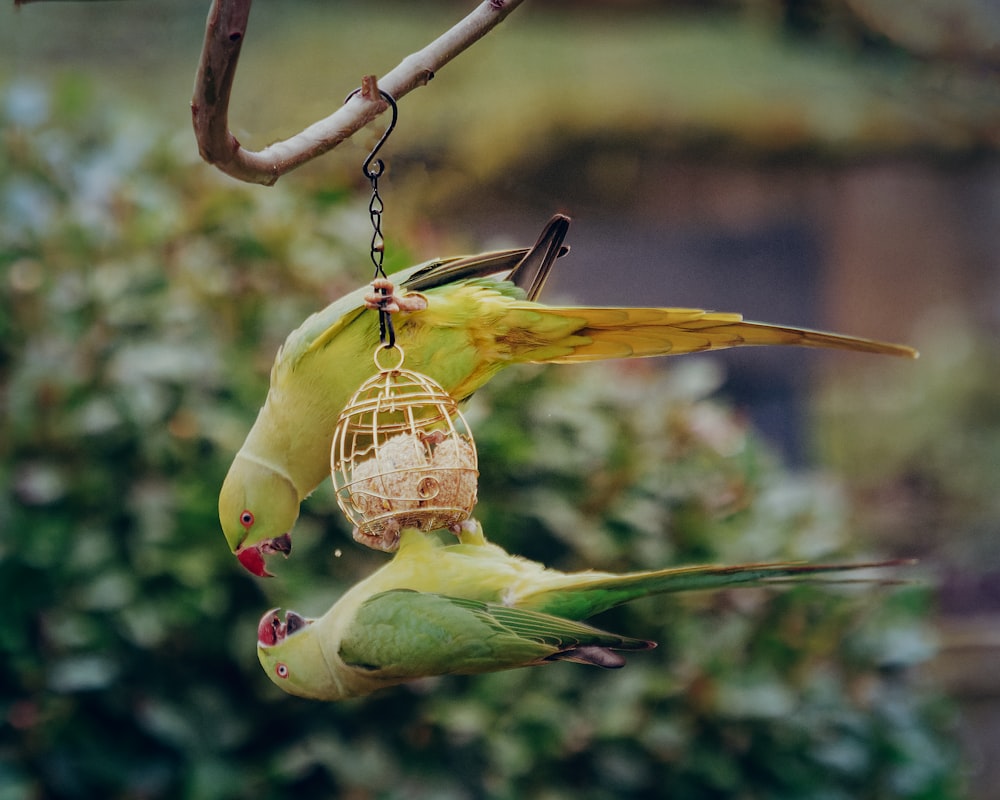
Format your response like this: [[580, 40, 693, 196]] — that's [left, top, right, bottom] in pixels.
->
[[1, 79, 963, 799], [817, 315, 1000, 594]]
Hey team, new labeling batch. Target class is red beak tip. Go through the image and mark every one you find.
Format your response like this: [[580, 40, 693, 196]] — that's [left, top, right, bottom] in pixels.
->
[[236, 546, 272, 578], [257, 608, 283, 646]]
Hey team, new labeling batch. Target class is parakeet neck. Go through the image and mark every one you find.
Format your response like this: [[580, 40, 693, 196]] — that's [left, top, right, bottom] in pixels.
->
[[241, 401, 326, 499], [234, 448, 299, 497]]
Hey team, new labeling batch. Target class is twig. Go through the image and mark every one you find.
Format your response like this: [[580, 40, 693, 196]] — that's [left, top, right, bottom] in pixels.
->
[[191, 0, 527, 185]]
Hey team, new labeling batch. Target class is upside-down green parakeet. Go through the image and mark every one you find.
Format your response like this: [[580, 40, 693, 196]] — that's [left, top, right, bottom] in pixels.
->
[[223, 215, 917, 575], [257, 522, 907, 700]]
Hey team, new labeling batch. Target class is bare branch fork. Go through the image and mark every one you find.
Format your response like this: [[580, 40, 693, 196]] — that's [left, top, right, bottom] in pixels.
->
[[192, 0, 526, 185]]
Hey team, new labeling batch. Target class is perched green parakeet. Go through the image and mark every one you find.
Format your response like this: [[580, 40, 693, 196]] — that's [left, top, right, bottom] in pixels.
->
[[257, 522, 907, 700], [224, 215, 917, 575]]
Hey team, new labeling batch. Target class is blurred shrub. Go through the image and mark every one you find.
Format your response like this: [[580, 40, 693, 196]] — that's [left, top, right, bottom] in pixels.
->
[[816, 311, 1000, 614], [0, 78, 962, 799]]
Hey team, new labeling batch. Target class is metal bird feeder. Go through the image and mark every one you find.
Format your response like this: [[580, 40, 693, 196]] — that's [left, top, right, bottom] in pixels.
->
[[331, 345, 478, 552]]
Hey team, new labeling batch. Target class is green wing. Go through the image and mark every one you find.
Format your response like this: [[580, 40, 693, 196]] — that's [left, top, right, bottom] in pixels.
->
[[403, 215, 569, 298], [402, 249, 529, 293], [338, 590, 654, 678]]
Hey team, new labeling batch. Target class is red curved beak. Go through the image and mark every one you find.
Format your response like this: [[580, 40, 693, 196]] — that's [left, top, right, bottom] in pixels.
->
[[237, 545, 272, 577], [258, 608, 283, 644], [236, 533, 292, 578], [258, 608, 311, 646]]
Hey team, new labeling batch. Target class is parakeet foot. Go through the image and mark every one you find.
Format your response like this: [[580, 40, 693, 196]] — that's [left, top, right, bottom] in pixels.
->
[[353, 523, 401, 553], [364, 278, 428, 314], [454, 519, 487, 546]]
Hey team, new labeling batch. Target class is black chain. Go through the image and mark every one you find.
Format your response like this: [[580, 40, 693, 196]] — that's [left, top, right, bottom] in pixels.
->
[[367, 163, 393, 347], [348, 88, 398, 348]]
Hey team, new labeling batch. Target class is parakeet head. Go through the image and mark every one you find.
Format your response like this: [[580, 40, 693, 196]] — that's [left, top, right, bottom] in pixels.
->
[[257, 608, 342, 700], [219, 454, 300, 577]]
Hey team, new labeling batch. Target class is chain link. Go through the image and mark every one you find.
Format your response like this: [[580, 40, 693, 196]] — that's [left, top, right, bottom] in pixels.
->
[[367, 170, 393, 346], [350, 88, 399, 348]]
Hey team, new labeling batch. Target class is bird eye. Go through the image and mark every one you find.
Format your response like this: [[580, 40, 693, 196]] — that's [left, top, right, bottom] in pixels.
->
[[276, 663, 289, 679], [240, 510, 255, 529]]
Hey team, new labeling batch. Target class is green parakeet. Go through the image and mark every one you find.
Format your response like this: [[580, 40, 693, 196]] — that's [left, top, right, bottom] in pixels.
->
[[257, 522, 907, 700], [223, 215, 917, 575]]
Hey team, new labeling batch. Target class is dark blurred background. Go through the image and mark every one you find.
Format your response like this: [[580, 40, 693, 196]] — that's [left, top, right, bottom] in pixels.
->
[[2, 0, 998, 797]]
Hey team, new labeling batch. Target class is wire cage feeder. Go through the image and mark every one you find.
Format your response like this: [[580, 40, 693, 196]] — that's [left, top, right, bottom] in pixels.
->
[[331, 347, 478, 551]]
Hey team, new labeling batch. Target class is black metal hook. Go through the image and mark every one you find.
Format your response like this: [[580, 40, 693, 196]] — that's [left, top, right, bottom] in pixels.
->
[[344, 87, 398, 181]]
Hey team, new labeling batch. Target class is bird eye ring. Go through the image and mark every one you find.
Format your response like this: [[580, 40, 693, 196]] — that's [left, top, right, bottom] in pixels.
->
[[276, 663, 289, 679], [240, 510, 255, 529]]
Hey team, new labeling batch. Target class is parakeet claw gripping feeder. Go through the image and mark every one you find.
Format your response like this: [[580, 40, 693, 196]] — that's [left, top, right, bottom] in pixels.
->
[[331, 345, 478, 551]]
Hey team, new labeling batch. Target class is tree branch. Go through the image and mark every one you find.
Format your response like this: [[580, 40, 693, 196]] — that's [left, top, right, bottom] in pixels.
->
[[191, 0, 527, 185]]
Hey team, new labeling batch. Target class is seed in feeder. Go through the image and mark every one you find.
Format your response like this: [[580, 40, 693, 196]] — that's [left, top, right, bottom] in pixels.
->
[[348, 432, 427, 516], [430, 436, 477, 513]]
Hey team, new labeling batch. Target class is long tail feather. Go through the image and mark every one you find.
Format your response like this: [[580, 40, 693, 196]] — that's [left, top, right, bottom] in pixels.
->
[[403, 216, 915, 361], [522, 559, 916, 619], [550, 642, 656, 669], [513, 306, 918, 361]]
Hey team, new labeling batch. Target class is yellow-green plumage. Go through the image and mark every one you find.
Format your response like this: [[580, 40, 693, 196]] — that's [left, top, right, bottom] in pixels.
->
[[222, 215, 917, 573], [256, 523, 907, 701]]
